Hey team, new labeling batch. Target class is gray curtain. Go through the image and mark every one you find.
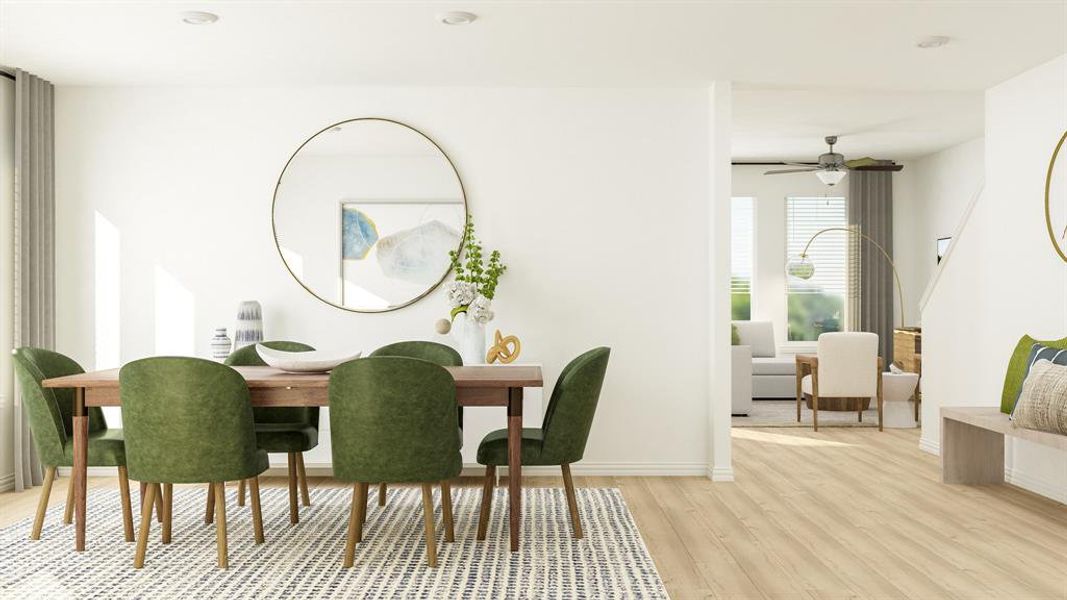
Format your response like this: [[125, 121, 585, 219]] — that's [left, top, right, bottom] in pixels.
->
[[848, 171, 894, 366], [12, 69, 55, 491]]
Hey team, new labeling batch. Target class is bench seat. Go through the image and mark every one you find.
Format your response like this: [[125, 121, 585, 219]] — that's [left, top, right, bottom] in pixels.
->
[[941, 407, 1067, 484]]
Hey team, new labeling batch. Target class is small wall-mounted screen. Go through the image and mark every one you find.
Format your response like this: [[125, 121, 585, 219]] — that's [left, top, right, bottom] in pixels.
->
[[936, 237, 951, 263]]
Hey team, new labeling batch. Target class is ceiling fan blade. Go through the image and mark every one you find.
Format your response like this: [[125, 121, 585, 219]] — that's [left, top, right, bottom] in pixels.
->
[[844, 157, 880, 168], [764, 168, 820, 175], [850, 164, 904, 172], [783, 162, 817, 167]]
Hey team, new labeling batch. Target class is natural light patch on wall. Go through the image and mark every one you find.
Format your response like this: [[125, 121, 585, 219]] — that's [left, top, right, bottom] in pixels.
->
[[154, 266, 195, 356], [280, 245, 303, 279], [94, 212, 120, 369]]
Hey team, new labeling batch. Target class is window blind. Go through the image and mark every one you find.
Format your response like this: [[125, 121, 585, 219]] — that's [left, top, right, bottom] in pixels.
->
[[786, 196, 847, 295], [731, 197, 754, 294]]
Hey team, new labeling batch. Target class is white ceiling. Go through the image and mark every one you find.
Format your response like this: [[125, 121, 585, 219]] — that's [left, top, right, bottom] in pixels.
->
[[1, 1, 1063, 159]]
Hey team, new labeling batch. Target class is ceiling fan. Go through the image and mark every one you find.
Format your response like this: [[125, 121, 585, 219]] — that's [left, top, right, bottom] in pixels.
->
[[764, 135, 904, 186]]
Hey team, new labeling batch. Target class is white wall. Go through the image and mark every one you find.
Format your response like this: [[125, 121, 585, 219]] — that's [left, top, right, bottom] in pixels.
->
[[54, 85, 721, 475], [921, 55, 1067, 502], [893, 138, 985, 327], [731, 164, 847, 352]]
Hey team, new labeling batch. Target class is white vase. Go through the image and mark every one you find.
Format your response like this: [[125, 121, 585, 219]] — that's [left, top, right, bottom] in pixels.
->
[[210, 328, 233, 362], [234, 300, 263, 350], [452, 312, 486, 365]]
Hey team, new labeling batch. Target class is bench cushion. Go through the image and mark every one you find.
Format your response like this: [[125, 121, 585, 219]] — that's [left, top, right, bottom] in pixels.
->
[[1000, 335, 1067, 414], [1012, 360, 1067, 435]]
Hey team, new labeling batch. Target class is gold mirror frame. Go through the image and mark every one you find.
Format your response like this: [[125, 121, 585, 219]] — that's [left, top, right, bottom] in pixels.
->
[[1045, 130, 1067, 264], [271, 117, 469, 313]]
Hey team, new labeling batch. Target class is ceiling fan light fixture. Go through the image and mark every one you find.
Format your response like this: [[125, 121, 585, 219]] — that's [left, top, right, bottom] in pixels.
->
[[816, 170, 847, 186]]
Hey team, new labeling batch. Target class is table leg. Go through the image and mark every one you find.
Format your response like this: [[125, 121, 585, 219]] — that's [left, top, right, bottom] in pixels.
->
[[73, 387, 88, 551], [507, 387, 523, 552]]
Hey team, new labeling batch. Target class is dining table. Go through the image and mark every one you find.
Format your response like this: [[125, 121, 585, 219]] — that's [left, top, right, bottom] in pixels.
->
[[42, 363, 544, 553]]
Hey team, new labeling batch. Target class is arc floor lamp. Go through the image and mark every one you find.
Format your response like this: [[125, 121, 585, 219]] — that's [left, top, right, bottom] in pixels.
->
[[786, 226, 907, 328]]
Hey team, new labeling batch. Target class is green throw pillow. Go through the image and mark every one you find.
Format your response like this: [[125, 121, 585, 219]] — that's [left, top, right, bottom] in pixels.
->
[[731, 324, 740, 346], [1000, 335, 1067, 414]]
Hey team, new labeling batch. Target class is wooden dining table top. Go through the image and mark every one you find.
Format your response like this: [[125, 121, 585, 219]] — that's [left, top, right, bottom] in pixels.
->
[[43, 364, 544, 390]]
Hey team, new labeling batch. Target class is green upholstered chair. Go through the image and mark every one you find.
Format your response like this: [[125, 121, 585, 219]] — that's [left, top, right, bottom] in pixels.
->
[[225, 341, 317, 524], [11, 347, 135, 543], [368, 341, 462, 507], [120, 357, 269, 569], [329, 357, 462, 568], [476, 347, 610, 541]]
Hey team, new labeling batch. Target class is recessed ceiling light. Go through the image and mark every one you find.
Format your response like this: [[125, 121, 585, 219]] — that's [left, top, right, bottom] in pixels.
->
[[916, 35, 950, 49], [180, 10, 219, 25], [437, 11, 477, 26]]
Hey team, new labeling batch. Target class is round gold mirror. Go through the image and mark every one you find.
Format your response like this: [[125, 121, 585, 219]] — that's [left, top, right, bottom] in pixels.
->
[[272, 118, 467, 312], [1046, 130, 1067, 264]]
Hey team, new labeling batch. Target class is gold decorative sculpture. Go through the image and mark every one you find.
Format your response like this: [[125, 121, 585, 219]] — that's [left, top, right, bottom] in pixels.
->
[[486, 330, 521, 364]]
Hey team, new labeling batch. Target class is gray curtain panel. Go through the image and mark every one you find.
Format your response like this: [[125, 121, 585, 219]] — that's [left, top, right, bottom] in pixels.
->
[[12, 69, 56, 491], [848, 171, 894, 366]]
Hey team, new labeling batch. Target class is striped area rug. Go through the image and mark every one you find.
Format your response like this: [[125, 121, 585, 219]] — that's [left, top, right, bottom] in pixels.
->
[[0, 486, 668, 599]]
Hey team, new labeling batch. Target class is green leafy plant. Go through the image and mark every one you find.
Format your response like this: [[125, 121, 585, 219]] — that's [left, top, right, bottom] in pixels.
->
[[448, 218, 507, 300]]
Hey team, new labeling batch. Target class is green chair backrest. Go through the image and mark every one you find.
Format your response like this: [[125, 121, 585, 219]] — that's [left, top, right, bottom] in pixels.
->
[[370, 341, 462, 366], [225, 341, 318, 426], [540, 347, 611, 465], [120, 357, 262, 483], [329, 357, 461, 483], [1000, 335, 1067, 413], [12, 347, 107, 466], [370, 341, 464, 427]]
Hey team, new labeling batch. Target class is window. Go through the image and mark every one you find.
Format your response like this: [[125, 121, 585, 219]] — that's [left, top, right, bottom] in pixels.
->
[[786, 196, 847, 341], [731, 197, 754, 320]]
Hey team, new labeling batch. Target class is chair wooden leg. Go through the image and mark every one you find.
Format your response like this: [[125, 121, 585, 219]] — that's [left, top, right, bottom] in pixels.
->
[[858, 402, 863, 422], [378, 482, 387, 507], [441, 481, 455, 543], [477, 465, 495, 541], [812, 394, 820, 431], [249, 477, 264, 544], [421, 483, 438, 568], [161, 483, 173, 544], [214, 481, 229, 569], [237, 479, 246, 507], [344, 482, 367, 568], [361, 484, 370, 526], [64, 477, 75, 525], [287, 452, 299, 524], [154, 478, 164, 520], [134, 482, 157, 569], [205, 482, 215, 524], [296, 453, 311, 506], [30, 466, 56, 540], [118, 466, 134, 542], [561, 464, 584, 539]]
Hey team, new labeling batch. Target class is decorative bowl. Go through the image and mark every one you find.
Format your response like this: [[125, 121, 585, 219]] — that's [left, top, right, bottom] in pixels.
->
[[255, 344, 361, 373]]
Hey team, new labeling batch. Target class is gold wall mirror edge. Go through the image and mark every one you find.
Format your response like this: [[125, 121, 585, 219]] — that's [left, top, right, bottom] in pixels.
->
[[270, 117, 469, 313], [1045, 129, 1067, 264]]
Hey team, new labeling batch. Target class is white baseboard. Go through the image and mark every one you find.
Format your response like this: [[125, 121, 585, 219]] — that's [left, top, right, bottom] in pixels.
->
[[1006, 468, 1067, 504], [707, 466, 735, 482], [65, 462, 710, 479], [918, 437, 940, 456], [0, 472, 14, 493]]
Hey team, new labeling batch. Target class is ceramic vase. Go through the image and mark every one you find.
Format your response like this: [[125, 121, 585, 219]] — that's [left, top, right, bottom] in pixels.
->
[[453, 311, 486, 365], [210, 328, 233, 362], [234, 300, 263, 351]]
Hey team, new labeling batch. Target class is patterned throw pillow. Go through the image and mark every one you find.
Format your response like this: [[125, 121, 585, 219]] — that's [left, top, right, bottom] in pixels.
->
[[1012, 360, 1067, 435], [1010, 344, 1067, 414]]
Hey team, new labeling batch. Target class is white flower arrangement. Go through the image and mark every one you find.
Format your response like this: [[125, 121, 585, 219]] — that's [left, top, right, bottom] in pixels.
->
[[445, 281, 476, 308], [445, 218, 506, 326], [466, 294, 495, 325]]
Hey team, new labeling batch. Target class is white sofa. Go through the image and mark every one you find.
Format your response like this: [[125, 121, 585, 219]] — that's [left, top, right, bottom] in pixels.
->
[[731, 345, 753, 415], [733, 320, 797, 399]]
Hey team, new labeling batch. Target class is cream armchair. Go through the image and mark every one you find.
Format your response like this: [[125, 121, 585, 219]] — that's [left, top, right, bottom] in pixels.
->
[[795, 332, 883, 431]]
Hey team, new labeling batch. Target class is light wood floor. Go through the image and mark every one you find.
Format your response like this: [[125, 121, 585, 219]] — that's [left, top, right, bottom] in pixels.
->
[[2, 428, 1064, 599]]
